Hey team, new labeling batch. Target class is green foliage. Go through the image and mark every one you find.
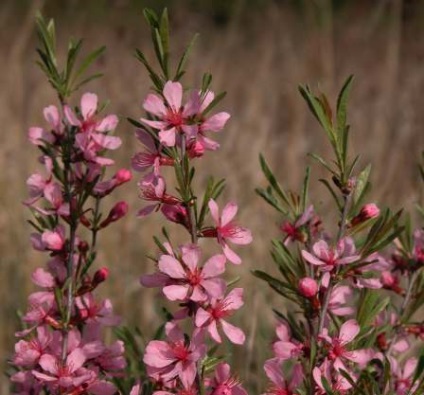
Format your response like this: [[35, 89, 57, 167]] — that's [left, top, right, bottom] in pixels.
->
[[35, 13, 105, 101]]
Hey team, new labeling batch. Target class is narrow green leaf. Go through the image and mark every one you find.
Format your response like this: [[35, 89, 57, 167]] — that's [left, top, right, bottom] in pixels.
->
[[336, 74, 354, 131]]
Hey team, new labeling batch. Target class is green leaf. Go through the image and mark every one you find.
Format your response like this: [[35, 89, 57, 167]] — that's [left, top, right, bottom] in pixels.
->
[[259, 154, 293, 210], [412, 351, 424, 385], [301, 166, 310, 212], [356, 289, 390, 327], [336, 74, 354, 132], [252, 270, 298, 302], [71, 45, 105, 86], [255, 187, 287, 214], [352, 164, 371, 208], [175, 33, 198, 80]]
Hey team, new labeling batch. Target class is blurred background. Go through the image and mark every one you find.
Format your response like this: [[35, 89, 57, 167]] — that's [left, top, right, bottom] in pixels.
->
[[1, 0, 424, 392]]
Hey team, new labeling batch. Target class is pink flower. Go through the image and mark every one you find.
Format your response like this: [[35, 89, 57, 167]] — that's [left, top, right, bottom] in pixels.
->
[[280, 205, 315, 245], [208, 363, 247, 395], [262, 359, 303, 395], [194, 90, 230, 151], [351, 203, 380, 226], [99, 201, 129, 228], [140, 81, 198, 147], [390, 357, 418, 395], [13, 326, 53, 368], [31, 348, 90, 389], [142, 245, 226, 302], [302, 237, 360, 272], [132, 129, 174, 176], [75, 293, 121, 326], [65, 92, 121, 165], [137, 176, 181, 217], [206, 199, 252, 264], [272, 321, 304, 361], [31, 225, 66, 252], [298, 277, 318, 298], [328, 285, 355, 316], [143, 322, 206, 387], [320, 319, 373, 369], [195, 288, 245, 344], [313, 358, 353, 394]]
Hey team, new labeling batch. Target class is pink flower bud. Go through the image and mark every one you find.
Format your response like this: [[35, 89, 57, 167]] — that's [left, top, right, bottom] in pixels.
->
[[351, 203, 380, 226], [100, 201, 129, 228], [298, 277, 318, 298], [92, 267, 109, 286], [115, 168, 132, 185], [360, 203, 380, 219]]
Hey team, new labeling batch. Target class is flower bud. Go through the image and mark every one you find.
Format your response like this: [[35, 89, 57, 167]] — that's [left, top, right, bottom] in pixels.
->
[[92, 267, 109, 287], [115, 168, 132, 185], [100, 201, 129, 228], [351, 203, 380, 226], [298, 277, 318, 298]]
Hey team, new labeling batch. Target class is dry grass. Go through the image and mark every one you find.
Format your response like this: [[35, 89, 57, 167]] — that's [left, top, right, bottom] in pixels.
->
[[1, 0, 424, 392]]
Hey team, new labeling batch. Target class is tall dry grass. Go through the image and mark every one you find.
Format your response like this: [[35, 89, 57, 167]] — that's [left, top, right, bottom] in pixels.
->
[[1, 0, 424, 392]]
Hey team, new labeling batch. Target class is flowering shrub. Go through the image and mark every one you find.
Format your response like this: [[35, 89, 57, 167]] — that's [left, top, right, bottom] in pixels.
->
[[256, 78, 424, 394], [7, 7, 424, 395]]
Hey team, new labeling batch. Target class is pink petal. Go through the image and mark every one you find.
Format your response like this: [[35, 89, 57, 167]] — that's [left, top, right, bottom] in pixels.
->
[[158, 255, 186, 279], [135, 129, 157, 152], [66, 348, 86, 373], [39, 354, 58, 375], [81, 92, 98, 120], [275, 322, 290, 341], [202, 112, 230, 132], [64, 105, 81, 126], [264, 359, 285, 388], [200, 90, 215, 112], [195, 307, 211, 327], [221, 320, 245, 344], [339, 319, 360, 344], [208, 320, 222, 343], [159, 127, 176, 147], [201, 278, 226, 299], [208, 198, 220, 225], [31, 268, 55, 288], [140, 273, 168, 287], [163, 285, 189, 301], [43, 105, 60, 129], [182, 245, 200, 271], [403, 358, 418, 379], [137, 204, 157, 217], [202, 254, 226, 278], [143, 341, 171, 368], [92, 133, 122, 150], [140, 117, 167, 130], [96, 114, 119, 132], [223, 243, 241, 264], [224, 288, 244, 310], [221, 202, 238, 227], [302, 250, 325, 266], [225, 226, 252, 245], [143, 93, 167, 117], [163, 81, 183, 110]]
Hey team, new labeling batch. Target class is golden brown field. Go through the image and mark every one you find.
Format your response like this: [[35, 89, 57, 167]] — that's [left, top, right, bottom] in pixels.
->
[[1, 0, 423, 392]]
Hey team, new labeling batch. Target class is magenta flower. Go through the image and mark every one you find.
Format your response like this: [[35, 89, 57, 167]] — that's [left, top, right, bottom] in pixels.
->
[[75, 293, 121, 326], [302, 237, 360, 272], [206, 199, 252, 264], [280, 205, 315, 245], [140, 81, 198, 147], [208, 363, 247, 395], [28, 105, 61, 147], [143, 322, 206, 387], [195, 288, 245, 344], [141, 245, 226, 302]]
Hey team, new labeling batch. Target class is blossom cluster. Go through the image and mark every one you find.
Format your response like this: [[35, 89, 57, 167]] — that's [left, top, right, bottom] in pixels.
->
[[133, 80, 252, 394], [11, 93, 130, 394]]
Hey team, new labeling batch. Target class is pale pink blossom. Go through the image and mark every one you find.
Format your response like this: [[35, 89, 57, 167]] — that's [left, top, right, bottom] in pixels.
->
[[206, 199, 252, 264], [302, 237, 360, 272], [320, 319, 373, 369], [195, 288, 245, 344], [208, 363, 247, 395], [328, 285, 355, 317], [142, 245, 226, 302], [313, 359, 353, 394], [272, 321, 304, 360], [140, 81, 198, 147], [262, 359, 303, 395], [390, 357, 418, 395], [143, 322, 206, 387]]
